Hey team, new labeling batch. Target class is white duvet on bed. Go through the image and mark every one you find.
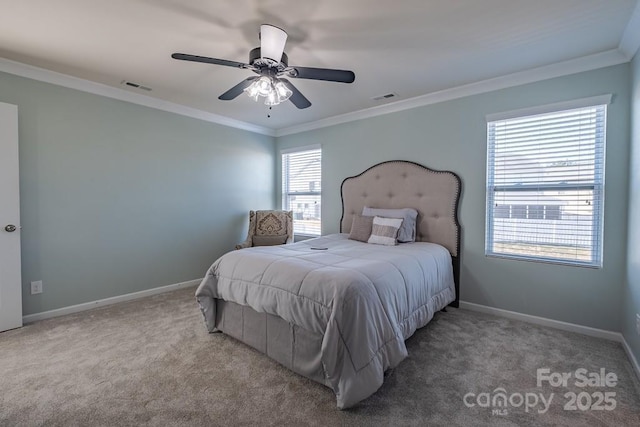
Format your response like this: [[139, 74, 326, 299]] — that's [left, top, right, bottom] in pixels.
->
[[195, 233, 455, 408]]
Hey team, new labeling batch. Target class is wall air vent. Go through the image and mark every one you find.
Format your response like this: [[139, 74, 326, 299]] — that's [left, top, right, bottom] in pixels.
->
[[121, 80, 152, 91], [371, 93, 397, 101]]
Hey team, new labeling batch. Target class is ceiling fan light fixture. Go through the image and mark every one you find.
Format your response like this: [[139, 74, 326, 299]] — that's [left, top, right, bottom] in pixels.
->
[[260, 24, 287, 63], [257, 76, 273, 96], [245, 85, 260, 102], [244, 76, 292, 106], [265, 90, 279, 106], [274, 80, 292, 100], [244, 76, 269, 101]]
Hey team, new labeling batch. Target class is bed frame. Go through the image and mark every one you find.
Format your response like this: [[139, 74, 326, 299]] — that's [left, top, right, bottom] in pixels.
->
[[339, 160, 462, 307], [205, 160, 462, 401]]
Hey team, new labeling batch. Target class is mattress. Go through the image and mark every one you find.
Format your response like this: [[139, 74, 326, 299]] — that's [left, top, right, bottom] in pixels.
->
[[195, 233, 455, 408]]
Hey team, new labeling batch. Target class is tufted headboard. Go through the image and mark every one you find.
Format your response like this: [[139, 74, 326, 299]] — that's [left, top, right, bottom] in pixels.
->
[[340, 161, 461, 306]]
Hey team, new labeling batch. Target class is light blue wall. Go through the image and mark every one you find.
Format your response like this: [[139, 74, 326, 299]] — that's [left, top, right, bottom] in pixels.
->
[[2, 62, 632, 332], [623, 52, 640, 363], [277, 64, 630, 332], [0, 71, 276, 316]]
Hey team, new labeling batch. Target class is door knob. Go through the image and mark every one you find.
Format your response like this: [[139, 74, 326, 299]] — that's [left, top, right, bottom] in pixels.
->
[[4, 224, 17, 232]]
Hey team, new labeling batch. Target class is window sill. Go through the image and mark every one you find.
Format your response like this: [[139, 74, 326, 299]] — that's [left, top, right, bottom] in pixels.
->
[[485, 253, 602, 269]]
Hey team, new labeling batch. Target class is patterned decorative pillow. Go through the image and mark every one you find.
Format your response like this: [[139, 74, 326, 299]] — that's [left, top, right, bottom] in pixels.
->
[[367, 216, 403, 246], [255, 211, 286, 236], [348, 215, 374, 242], [362, 206, 418, 242]]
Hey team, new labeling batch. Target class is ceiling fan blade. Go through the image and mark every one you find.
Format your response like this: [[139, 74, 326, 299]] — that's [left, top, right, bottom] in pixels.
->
[[288, 67, 355, 83], [279, 79, 311, 109], [260, 24, 287, 62], [171, 53, 249, 69], [218, 77, 259, 100]]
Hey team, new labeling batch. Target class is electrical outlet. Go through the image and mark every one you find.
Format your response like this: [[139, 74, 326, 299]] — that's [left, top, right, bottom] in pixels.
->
[[30, 280, 43, 295], [636, 314, 640, 336]]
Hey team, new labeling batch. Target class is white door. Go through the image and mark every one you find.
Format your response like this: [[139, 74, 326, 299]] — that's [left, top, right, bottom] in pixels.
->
[[0, 102, 22, 332]]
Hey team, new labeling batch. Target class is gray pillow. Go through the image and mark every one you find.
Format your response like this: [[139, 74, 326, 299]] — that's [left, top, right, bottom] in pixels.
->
[[367, 216, 403, 246], [252, 235, 287, 246], [362, 207, 418, 242], [348, 215, 374, 242]]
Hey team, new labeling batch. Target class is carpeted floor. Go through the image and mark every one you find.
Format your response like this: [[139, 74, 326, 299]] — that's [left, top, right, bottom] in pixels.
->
[[1, 287, 639, 426]]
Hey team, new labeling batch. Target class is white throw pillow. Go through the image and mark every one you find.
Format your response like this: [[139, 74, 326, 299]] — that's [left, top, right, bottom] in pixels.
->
[[367, 216, 403, 246], [362, 207, 418, 242]]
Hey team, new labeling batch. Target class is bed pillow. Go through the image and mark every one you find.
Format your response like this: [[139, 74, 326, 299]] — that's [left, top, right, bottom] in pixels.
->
[[362, 207, 418, 242], [367, 216, 403, 246], [348, 214, 374, 242]]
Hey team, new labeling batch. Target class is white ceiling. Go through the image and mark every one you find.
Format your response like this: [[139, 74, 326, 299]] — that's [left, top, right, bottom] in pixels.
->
[[1, 0, 639, 134]]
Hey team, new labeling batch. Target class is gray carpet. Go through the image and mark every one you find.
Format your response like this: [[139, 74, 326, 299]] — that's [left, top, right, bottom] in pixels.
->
[[1, 287, 639, 426]]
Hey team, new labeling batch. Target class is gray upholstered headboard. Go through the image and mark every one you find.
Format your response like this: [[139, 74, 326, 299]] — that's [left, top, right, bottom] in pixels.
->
[[340, 160, 461, 256], [340, 160, 461, 306]]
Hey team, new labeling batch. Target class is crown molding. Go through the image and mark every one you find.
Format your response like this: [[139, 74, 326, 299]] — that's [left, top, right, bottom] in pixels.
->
[[619, 0, 640, 60], [1, 45, 633, 140], [275, 49, 629, 137], [0, 57, 275, 137]]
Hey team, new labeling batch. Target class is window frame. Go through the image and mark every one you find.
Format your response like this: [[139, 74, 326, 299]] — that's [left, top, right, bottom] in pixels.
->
[[485, 95, 610, 268], [281, 145, 322, 237]]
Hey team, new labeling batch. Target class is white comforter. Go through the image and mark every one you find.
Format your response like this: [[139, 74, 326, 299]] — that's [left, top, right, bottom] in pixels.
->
[[195, 233, 455, 408]]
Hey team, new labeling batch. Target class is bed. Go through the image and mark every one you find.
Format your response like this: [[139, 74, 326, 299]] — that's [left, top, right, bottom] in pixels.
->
[[195, 160, 461, 409]]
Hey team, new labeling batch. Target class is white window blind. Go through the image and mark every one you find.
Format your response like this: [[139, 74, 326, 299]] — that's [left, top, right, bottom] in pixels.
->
[[282, 147, 322, 236], [486, 102, 607, 267]]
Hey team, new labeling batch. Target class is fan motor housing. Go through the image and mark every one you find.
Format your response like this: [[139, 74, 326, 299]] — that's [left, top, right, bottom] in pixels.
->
[[249, 47, 288, 68]]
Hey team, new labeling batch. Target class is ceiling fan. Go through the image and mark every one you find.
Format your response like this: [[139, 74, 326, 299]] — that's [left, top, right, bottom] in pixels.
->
[[171, 24, 355, 109]]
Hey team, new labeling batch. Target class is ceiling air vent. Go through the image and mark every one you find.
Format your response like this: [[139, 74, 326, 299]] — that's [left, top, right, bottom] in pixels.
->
[[121, 80, 152, 91], [371, 93, 397, 101]]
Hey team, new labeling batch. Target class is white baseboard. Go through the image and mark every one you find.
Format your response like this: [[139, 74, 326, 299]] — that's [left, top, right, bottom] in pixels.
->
[[621, 336, 640, 382], [458, 301, 622, 342], [22, 278, 202, 324], [458, 300, 640, 380]]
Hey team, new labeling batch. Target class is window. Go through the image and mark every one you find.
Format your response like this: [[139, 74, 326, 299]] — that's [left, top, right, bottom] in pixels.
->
[[282, 147, 321, 236], [485, 96, 608, 267]]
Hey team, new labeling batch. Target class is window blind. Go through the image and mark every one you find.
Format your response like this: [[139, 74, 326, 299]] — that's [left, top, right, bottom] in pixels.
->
[[282, 148, 322, 236], [486, 103, 606, 267]]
